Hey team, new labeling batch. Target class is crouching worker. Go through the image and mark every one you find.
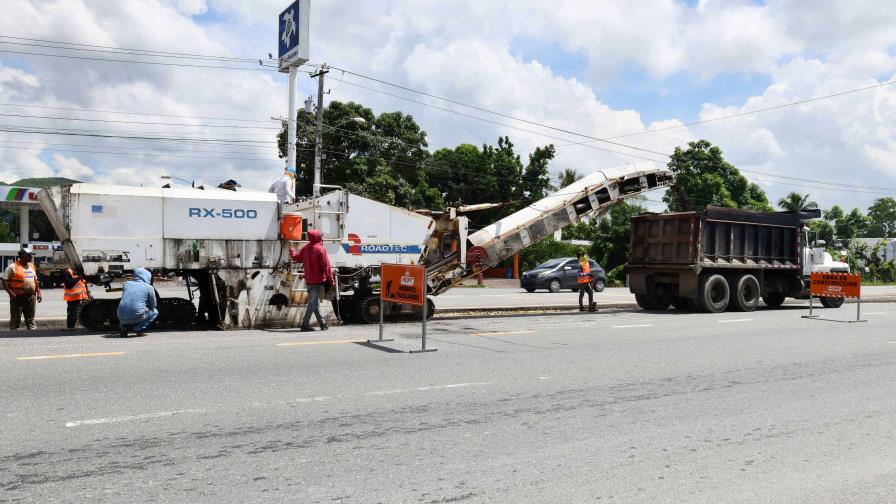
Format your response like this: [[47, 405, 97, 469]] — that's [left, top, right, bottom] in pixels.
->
[[288, 229, 334, 332], [117, 268, 158, 337]]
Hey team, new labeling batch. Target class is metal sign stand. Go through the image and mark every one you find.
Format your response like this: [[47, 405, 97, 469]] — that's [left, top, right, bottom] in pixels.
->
[[369, 264, 436, 353], [369, 297, 394, 343]]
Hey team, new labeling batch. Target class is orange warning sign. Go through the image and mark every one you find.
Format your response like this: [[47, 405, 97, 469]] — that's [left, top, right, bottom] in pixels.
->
[[810, 272, 861, 298], [381, 263, 426, 306]]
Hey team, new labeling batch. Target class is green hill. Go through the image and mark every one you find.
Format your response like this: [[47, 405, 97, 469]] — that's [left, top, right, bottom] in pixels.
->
[[11, 177, 81, 188]]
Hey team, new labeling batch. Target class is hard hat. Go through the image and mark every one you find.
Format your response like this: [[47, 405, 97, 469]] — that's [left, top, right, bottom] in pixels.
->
[[286, 166, 297, 175], [19, 246, 33, 256]]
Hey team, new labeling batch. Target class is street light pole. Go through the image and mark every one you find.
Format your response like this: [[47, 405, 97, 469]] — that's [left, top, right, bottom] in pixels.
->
[[286, 65, 298, 203], [311, 63, 329, 198], [160, 175, 195, 188]]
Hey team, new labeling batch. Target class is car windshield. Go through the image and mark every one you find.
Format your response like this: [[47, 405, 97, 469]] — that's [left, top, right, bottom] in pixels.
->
[[535, 259, 565, 269]]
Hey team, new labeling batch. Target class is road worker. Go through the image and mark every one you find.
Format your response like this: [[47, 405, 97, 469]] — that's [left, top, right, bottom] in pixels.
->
[[3, 247, 42, 330], [289, 229, 334, 332], [62, 267, 90, 331], [269, 167, 296, 203], [116, 268, 158, 337], [577, 251, 597, 312]]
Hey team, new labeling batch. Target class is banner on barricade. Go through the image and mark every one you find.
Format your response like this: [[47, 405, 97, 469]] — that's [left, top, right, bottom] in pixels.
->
[[381, 263, 426, 306], [809, 272, 861, 299]]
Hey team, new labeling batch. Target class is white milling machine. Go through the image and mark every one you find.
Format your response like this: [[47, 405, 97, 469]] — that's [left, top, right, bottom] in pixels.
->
[[38, 163, 672, 329]]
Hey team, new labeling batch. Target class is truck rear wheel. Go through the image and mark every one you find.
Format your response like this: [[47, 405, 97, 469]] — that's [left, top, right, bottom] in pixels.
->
[[762, 293, 786, 308], [820, 297, 844, 308], [635, 290, 671, 310], [730, 274, 760, 312], [698, 274, 730, 313]]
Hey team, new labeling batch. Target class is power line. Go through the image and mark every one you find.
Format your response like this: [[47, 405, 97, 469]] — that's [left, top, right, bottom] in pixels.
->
[[0, 126, 276, 145], [0, 35, 269, 63], [0, 143, 279, 162], [0, 112, 280, 130], [607, 79, 896, 139], [331, 66, 677, 156], [331, 76, 667, 162], [0, 102, 275, 124], [0, 48, 282, 72]]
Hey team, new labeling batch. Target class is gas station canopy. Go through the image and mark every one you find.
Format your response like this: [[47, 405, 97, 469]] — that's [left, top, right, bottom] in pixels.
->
[[0, 186, 42, 210]]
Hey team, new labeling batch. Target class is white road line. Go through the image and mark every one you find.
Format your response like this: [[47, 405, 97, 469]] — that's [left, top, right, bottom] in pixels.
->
[[611, 324, 653, 329], [472, 330, 535, 337], [364, 382, 489, 396], [717, 319, 753, 323], [538, 376, 553, 380], [65, 409, 204, 428], [296, 396, 337, 403], [863, 312, 885, 315]]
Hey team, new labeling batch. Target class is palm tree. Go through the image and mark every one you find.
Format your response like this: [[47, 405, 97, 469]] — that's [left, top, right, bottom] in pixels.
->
[[777, 192, 818, 212], [557, 168, 583, 188]]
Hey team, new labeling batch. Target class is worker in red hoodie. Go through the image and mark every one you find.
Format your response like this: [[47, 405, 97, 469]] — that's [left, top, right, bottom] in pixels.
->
[[288, 229, 335, 332]]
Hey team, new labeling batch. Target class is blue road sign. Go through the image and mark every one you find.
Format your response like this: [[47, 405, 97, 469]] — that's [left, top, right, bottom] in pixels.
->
[[279, 1, 300, 59]]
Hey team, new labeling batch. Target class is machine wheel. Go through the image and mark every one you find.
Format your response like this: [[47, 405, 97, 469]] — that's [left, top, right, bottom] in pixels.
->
[[820, 297, 845, 308], [671, 296, 690, 311], [157, 297, 197, 327], [356, 296, 382, 324], [525, 288, 536, 293], [635, 290, 671, 310], [593, 279, 606, 292], [548, 279, 561, 293], [698, 274, 730, 313], [415, 297, 436, 320], [729, 274, 760, 312], [762, 292, 786, 308], [79, 299, 114, 330]]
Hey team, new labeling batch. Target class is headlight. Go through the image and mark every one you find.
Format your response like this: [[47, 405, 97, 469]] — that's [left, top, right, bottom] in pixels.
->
[[538, 271, 551, 277]]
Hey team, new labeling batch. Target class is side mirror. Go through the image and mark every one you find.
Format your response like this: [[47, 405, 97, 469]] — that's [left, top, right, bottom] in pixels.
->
[[815, 240, 826, 247]]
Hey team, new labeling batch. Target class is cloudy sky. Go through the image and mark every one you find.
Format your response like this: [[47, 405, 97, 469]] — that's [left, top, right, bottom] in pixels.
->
[[1, 0, 895, 211]]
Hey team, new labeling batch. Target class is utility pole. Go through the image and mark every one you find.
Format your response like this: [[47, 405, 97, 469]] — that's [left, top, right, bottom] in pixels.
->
[[311, 63, 329, 198]]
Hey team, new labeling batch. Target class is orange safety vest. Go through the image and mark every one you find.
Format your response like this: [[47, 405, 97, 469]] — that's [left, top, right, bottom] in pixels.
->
[[6, 262, 36, 295], [63, 268, 89, 302], [577, 260, 592, 284]]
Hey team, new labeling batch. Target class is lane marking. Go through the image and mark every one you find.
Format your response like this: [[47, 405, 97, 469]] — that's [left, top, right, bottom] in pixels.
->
[[65, 409, 203, 428], [864, 312, 885, 315], [364, 382, 490, 396], [296, 396, 338, 403], [472, 330, 535, 337], [17, 352, 125, 361], [538, 376, 553, 380], [611, 324, 653, 329], [717, 319, 753, 323], [277, 339, 365, 347]]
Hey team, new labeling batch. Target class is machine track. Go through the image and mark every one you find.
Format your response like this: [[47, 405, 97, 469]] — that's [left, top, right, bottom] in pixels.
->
[[79, 297, 197, 331]]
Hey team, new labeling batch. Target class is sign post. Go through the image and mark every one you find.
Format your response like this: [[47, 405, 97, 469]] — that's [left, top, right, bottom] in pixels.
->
[[278, 0, 310, 199], [372, 263, 436, 353], [803, 272, 866, 323]]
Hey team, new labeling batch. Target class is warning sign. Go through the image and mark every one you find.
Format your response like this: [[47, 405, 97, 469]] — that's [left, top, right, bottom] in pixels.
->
[[381, 263, 425, 306], [810, 272, 860, 298]]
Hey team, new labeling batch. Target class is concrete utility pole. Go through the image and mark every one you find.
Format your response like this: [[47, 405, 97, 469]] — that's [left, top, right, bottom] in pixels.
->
[[286, 66, 298, 203], [311, 64, 329, 198]]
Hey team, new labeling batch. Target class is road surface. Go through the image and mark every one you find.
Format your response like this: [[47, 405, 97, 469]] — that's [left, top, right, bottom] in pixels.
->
[[2, 303, 895, 502], [6, 282, 896, 322]]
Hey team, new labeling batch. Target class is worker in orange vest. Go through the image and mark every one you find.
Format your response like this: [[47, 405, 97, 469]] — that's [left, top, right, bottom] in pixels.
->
[[577, 252, 597, 312], [62, 267, 90, 330], [2, 247, 42, 330]]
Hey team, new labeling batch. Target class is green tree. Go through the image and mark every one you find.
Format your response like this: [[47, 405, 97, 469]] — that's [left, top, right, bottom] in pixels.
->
[[823, 205, 845, 222], [663, 139, 772, 212], [777, 192, 818, 212], [589, 200, 647, 276], [867, 197, 896, 238], [557, 168, 582, 188], [835, 208, 869, 240]]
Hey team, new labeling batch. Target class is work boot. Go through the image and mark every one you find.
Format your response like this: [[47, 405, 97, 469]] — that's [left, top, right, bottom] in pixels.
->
[[579, 306, 586, 312], [589, 302, 598, 312], [119, 326, 129, 338], [135, 331, 147, 337], [320, 324, 329, 331], [299, 326, 315, 332]]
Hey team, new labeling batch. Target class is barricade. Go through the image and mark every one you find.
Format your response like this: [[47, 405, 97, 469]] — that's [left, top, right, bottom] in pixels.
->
[[803, 272, 866, 323], [368, 263, 436, 353]]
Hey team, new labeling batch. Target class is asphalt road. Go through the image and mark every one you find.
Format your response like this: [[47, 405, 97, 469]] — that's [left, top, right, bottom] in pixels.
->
[[2, 303, 895, 502], [7, 283, 896, 322]]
